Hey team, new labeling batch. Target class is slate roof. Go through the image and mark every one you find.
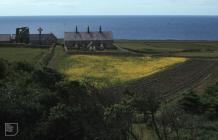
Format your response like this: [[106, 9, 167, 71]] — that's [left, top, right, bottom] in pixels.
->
[[64, 32, 113, 41], [0, 34, 11, 42], [11, 33, 57, 41], [29, 34, 57, 41]]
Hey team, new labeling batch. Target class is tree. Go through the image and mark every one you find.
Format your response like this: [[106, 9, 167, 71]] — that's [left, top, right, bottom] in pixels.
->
[[0, 59, 8, 79], [132, 92, 162, 140], [179, 91, 202, 114], [32, 67, 64, 90], [0, 61, 109, 140], [34, 81, 107, 140], [104, 97, 137, 140]]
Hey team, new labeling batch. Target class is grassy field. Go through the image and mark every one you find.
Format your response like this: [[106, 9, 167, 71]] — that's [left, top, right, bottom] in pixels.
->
[[50, 46, 187, 88], [0, 47, 47, 63], [115, 41, 218, 57]]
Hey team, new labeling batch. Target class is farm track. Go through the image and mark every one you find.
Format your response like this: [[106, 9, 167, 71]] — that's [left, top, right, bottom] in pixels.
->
[[116, 45, 138, 54], [102, 59, 218, 102]]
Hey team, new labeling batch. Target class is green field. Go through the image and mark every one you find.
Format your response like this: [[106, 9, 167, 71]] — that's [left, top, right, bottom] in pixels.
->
[[115, 41, 218, 57], [50, 46, 187, 88], [0, 47, 47, 63]]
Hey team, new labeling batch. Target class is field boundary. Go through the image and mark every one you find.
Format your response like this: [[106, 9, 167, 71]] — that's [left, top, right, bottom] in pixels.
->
[[65, 50, 144, 57], [154, 54, 218, 59], [63, 44, 144, 56], [120, 46, 218, 59], [37, 44, 56, 66]]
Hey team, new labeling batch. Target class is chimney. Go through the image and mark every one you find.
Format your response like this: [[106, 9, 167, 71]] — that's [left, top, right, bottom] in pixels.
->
[[87, 26, 90, 33], [76, 26, 78, 33], [99, 26, 102, 33]]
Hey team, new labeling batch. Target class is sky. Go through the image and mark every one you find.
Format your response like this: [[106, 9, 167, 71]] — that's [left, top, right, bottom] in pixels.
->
[[0, 0, 218, 16]]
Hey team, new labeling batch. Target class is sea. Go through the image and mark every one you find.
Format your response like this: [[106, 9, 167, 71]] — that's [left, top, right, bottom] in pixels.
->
[[0, 16, 218, 40]]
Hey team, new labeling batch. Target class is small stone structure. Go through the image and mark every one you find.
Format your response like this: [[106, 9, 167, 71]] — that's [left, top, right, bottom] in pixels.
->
[[16, 27, 30, 44]]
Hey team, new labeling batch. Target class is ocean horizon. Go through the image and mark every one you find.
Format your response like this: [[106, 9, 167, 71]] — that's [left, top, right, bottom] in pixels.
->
[[0, 15, 218, 40]]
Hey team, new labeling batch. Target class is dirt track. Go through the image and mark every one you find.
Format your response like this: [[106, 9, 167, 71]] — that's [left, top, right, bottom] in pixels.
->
[[102, 59, 218, 102]]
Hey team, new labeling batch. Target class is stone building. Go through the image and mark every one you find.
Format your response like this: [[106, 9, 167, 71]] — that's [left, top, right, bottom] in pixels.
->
[[0, 34, 12, 43], [14, 27, 57, 45], [64, 26, 115, 50]]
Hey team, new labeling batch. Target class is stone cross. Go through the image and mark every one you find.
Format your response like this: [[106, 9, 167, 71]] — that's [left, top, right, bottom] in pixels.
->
[[37, 27, 43, 45]]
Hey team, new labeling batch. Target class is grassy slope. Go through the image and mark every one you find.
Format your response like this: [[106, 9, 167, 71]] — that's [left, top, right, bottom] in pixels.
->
[[0, 47, 47, 63], [50, 46, 187, 88]]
